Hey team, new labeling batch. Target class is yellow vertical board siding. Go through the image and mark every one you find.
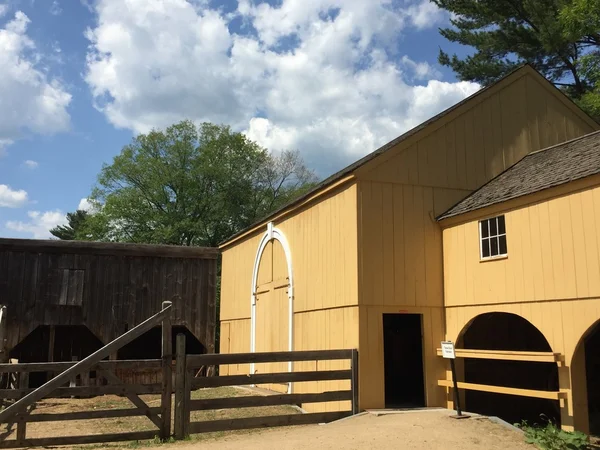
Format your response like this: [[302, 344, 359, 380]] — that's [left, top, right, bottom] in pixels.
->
[[292, 307, 358, 413], [358, 305, 446, 410], [220, 233, 263, 320], [360, 182, 472, 309], [360, 72, 596, 190], [443, 183, 600, 308], [218, 318, 251, 375]]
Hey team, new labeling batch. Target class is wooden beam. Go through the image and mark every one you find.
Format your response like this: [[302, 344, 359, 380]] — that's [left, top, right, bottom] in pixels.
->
[[351, 349, 359, 415], [192, 369, 352, 389], [188, 411, 351, 434], [0, 383, 163, 399], [174, 334, 186, 440], [189, 390, 352, 411], [187, 349, 353, 367], [0, 304, 172, 423], [0, 430, 159, 448], [20, 407, 162, 423], [0, 306, 7, 364], [437, 379, 567, 400], [435, 348, 563, 363], [160, 301, 172, 440], [0, 359, 163, 373]]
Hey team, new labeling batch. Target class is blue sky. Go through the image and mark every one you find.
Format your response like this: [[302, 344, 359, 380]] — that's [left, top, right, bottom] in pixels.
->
[[0, 0, 478, 239]]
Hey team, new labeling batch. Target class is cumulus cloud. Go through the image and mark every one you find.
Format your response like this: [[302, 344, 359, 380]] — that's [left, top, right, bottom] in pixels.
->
[[0, 11, 71, 153], [5, 210, 67, 239], [23, 159, 38, 169], [78, 197, 93, 211], [0, 184, 28, 207], [84, 0, 478, 174], [50, 1, 62, 15]]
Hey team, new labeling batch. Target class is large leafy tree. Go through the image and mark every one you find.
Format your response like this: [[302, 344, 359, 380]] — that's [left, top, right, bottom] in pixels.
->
[[50, 210, 90, 240], [433, 0, 600, 118], [76, 121, 318, 247]]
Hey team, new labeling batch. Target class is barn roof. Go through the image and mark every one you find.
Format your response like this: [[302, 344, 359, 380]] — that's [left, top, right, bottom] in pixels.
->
[[0, 238, 219, 259], [438, 130, 600, 221], [220, 64, 598, 248]]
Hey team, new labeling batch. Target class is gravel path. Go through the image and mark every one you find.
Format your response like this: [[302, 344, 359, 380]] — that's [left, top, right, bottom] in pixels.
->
[[169, 409, 534, 450]]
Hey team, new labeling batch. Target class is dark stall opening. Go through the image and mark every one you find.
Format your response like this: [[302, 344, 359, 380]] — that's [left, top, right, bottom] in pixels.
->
[[459, 312, 560, 426], [117, 326, 206, 360], [383, 313, 426, 408], [582, 321, 600, 436], [9, 325, 105, 388]]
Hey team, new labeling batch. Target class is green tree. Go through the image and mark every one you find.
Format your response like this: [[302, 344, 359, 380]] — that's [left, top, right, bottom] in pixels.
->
[[79, 121, 318, 246], [433, 0, 600, 118], [49, 210, 90, 240]]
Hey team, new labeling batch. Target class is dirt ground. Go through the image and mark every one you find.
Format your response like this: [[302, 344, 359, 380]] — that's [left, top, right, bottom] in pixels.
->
[[155, 409, 533, 450]]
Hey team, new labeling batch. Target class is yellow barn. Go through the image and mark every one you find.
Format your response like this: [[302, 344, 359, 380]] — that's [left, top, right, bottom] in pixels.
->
[[218, 65, 600, 431]]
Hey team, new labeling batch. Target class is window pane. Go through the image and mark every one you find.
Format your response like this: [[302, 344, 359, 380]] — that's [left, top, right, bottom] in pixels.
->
[[481, 220, 489, 238], [482, 238, 490, 258], [498, 215, 506, 234], [491, 237, 499, 256], [499, 235, 507, 255], [490, 217, 498, 236]]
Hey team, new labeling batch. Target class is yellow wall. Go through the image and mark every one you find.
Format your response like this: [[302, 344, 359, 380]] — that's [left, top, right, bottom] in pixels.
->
[[354, 69, 597, 411], [441, 180, 600, 432], [219, 183, 359, 411]]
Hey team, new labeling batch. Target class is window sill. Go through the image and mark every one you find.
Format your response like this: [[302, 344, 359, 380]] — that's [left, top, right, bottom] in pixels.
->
[[480, 255, 508, 263]]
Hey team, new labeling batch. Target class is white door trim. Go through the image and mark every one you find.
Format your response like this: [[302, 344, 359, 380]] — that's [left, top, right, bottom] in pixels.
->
[[250, 222, 294, 393]]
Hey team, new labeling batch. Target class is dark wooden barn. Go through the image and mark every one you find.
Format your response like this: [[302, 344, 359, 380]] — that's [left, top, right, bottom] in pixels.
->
[[0, 238, 218, 387]]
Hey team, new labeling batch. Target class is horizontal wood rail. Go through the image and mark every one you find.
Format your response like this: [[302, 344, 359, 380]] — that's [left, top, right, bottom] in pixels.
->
[[186, 349, 354, 367], [0, 431, 160, 449], [16, 407, 162, 423], [191, 369, 351, 389], [188, 411, 350, 434], [435, 348, 563, 363], [173, 338, 359, 440], [189, 390, 352, 411], [0, 359, 163, 373], [0, 383, 163, 399], [437, 379, 567, 400]]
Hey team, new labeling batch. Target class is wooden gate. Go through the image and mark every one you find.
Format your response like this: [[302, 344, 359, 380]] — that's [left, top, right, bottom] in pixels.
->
[[0, 302, 173, 448], [173, 337, 359, 439]]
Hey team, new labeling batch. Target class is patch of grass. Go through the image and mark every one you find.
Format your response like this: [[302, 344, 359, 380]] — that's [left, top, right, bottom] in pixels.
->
[[518, 420, 590, 450]]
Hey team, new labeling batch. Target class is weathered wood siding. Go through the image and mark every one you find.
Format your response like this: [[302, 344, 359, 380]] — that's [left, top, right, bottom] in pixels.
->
[[0, 239, 218, 359], [354, 69, 598, 410]]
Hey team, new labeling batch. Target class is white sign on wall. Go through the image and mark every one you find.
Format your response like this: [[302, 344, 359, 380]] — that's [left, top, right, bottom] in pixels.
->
[[441, 341, 456, 359]]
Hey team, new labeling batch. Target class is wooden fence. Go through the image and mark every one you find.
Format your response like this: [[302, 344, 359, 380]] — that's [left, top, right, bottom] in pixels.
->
[[0, 302, 173, 448], [172, 335, 359, 439], [0, 303, 359, 448]]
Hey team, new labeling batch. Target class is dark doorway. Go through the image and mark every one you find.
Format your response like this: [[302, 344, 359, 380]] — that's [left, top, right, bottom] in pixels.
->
[[383, 314, 425, 408], [584, 321, 600, 436]]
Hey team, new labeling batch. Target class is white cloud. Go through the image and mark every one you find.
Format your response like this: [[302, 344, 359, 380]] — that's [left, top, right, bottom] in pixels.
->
[[50, 1, 62, 15], [84, 0, 478, 174], [0, 11, 71, 153], [0, 4, 8, 17], [5, 210, 67, 239], [0, 184, 28, 207], [78, 197, 93, 211], [23, 159, 38, 169]]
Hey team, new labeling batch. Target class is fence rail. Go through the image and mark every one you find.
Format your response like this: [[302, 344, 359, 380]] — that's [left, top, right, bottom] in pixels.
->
[[0, 302, 173, 449], [173, 337, 358, 440]]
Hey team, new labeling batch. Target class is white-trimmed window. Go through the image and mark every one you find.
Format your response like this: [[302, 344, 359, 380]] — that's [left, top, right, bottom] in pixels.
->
[[479, 215, 507, 259]]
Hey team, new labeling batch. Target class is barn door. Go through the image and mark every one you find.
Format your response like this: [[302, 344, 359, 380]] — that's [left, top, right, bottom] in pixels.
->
[[254, 240, 290, 393]]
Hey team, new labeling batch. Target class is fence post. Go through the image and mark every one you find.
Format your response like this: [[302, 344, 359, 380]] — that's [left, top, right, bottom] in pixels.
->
[[183, 366, 191, 438], [351, 349, 359, 415], [160, 301, 173, 441], [16, 372, 29, 445], [174, 333, 186, 440]]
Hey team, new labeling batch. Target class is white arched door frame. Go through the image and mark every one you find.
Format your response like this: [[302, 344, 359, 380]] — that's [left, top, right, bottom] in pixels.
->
[[250, 222, 294, 393]]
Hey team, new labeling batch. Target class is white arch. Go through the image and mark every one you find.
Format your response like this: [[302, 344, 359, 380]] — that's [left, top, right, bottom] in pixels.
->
[[250, 222, 294, 393]]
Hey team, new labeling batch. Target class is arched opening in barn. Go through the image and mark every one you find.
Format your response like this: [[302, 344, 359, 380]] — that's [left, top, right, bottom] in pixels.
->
[[572, 319, 600, 436], [9, 325, 105, 387], [457, 312, 560, 426]]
